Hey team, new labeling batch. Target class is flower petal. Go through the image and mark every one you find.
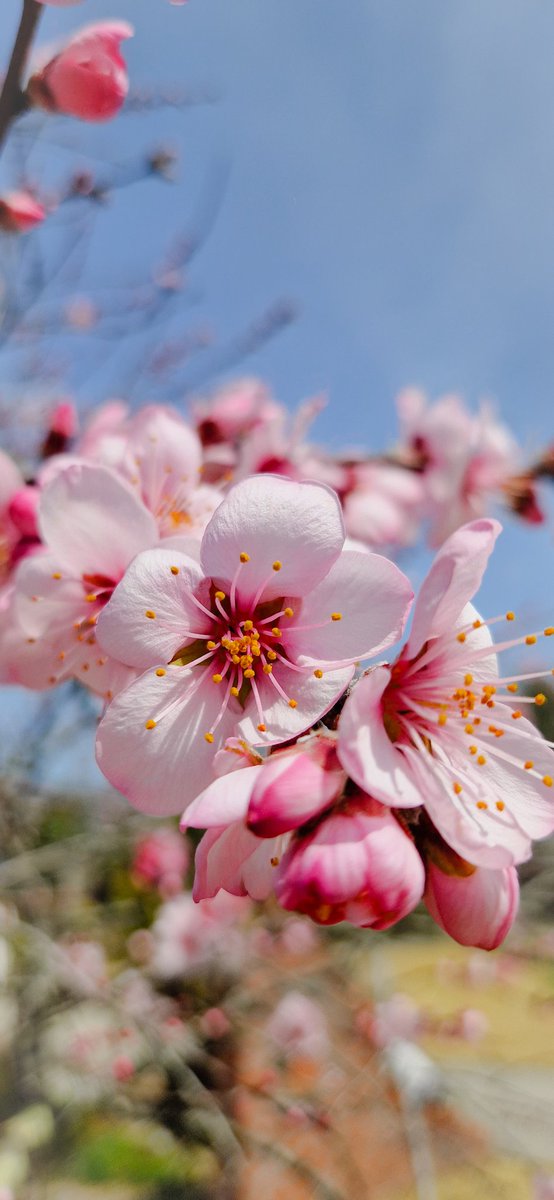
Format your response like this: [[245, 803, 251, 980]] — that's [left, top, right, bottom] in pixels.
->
[[96, 664, 239, 815], [284, 550, 413, 666], [407, 519, 501, 655], [183, 764, 263, 828], [200, 475, 344, 606], [238, 661, 354, 746], [337, 668, 424, 808], [193, 823, 281, 901], [96, 547, 208, 670]]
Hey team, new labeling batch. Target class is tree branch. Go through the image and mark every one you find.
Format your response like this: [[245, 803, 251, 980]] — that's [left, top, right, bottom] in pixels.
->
[[0, 0, 43, 157]]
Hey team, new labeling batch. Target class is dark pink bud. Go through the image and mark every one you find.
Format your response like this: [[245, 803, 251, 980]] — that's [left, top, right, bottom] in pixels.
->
[[424, 861, 519, 950], [8, 486, 40, 539], [29, 22, 133, 123], [247, 738, 345, 837], [0, 191, 45, 234]]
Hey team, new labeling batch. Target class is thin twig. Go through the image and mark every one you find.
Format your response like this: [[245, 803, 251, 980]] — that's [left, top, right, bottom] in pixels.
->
[[0, 0, 43, 157]]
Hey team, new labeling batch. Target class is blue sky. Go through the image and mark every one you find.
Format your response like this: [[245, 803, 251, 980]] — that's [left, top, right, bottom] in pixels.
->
[[0, 0, 553, 777]]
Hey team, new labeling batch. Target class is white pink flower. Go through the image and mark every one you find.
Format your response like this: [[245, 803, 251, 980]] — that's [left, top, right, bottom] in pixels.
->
[[5, 462, 158, 697], [343, 462, 425, 550], [149, 891, 249, 979], [424, 861, 519, 950], [28, 21, 133, 123], [132, 827, 189, 896], [95, 475, 413, 815], [338, 518, 554, 870], [266, 992, 329, 1062]]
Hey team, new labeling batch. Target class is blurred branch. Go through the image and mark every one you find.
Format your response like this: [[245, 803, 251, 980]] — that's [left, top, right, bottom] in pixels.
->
[[0, 0, 43, 156]]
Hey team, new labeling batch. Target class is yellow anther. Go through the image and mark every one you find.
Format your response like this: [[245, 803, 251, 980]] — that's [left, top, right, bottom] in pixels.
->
[[314, 669, 323, 679], [469, 745, 478, 755], [486, 700, 495, 708], [465, 724, 474, 734], [272, 561, 282, 571], [240, 655, 253, 669], [58, 651, 65, 661], [52, 572, 62, 580], [473, 619, 482, 629], [496, 800, 505, 812], [155, 668, 166, 677], [207, 641, 217, 651], [506, 611, 515, 621], [239, 552, 250, 563], [453, 782, 463, 795], [288, 699, 297, 709], [257, 723, 266, 732], [525, 635, 537, 645], [270, 856, 280, 867], [26, 637, 36, 644], [145, 610, 156, 620], [251, 629, 260, 639], [544, 627, 554, 636], [461, 709, 469, 719], [524, 760, 534, 770], [284, 607, 294, 618], [232, 654, 241, 665], [482, 685, 496, 695], [231, 686, 240, 697], [212, 673, 223, 684], [331, 612, 342, 622], [271, 627, 282, 637], [438, 713, 447, 727], [204, 732, 214, 743], [511, 710, 522, 720], [243, 620, 253, 631], [145, 719, 156, 730], [476, 801, 488, 810], [507, 683, 518, 693], [543, 776, 553, 788], [81, 663, 89, 671], [267, 649, 277, 661], [170, 565, 179, 575], [535, 693, 547, 706], [263, 664, 273, 674], [244, 668, 255, 679], [251, 643, 261, 656], [85, 593, 97, 603], [457, 632, 466, 643], [215, 591, 226, 601], [477, 755, 486, 765], [464, 674, 473, 686]]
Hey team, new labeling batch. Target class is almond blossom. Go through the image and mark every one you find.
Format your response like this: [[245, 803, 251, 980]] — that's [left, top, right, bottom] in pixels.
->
[[0, 192, 45, 234], [95, 475, 413, 815], [424, 860, 519, 951], [28, 22, 133, 124], [338, 518, 554, 870], [4, 462, 158, 697]]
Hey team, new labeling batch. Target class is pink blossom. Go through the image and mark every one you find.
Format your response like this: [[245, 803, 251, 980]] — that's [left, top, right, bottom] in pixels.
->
[[370, 993, 423, 1048], [8, 487, 39, 542], [95, 475, 413, 815], [150, 891, 249, 978], [338, 519, 554, 870], [132, 827, 189, 895], [397, 390, 521, 544], [424, 861, 519, 950], [0, 191, 45, 234], [41, 400, 78, 458], [534, 1175, 554, 1200], [0, 450, 25, 586], [192, 377, 283, 446], [343, 463, 425, 550], [275, 795, 425, 928], [5, 462, 158, 697], [267, 991, 329, 1062], [29, 22, 133, 123], [74, 400, 130, 467]]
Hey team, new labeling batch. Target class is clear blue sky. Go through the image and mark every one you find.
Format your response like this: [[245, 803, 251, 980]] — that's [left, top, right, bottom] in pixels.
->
[[1, 0, 553, 779]]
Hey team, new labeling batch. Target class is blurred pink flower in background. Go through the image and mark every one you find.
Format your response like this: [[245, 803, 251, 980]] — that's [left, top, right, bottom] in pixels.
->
[[29, 22, 133, 123], [0, 192, 45, 234], [150, 891, 250, 979], [267, 991, 329, 1062], [369, 993, 423, 1048], [343, 462, 425, 551], [132, 827, 189, 897]]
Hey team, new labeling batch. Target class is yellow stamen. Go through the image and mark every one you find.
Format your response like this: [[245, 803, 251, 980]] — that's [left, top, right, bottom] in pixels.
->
[[496, 800, 505, 811], [271, 627, 282, 638], [272, 561, 282, 571], [464, 674, 473, 686], [438, 713, 447, 727], [212, 673, 223, 684], [231, 686, 240, 697], [52, 572, 62, 580], [457, 632, 466, 643], [244, 668, 255, 679], [145, 719, 156, 730], [469, 745, 478, 755], [511, 710, 522, 720], [314, 669, 323, 679], [170, 565, 179, 575], [215, 591, 225, 601], [239, 552, 250, 563], [535, 693, 547, 706], [267, 649, 277, 661], [243, 620, 253, 631], [145, 610, 156, 620], [331, 612, 342, 622], [207, 641, 217, 651], [524, 761, 534, 770], [204, 732, 214, 743], [476, 800, 488, 810], [473, 619, 482, 629], [543, 775, 553, 788], [288, 699, 297, 709], [284, 607, 294, 618], [544, 627, 554, 636], [453, 782, 463, 795], [525, 635, 537, 645], [477, 755, 486, 765], [506, 611, 515, 621], [257, 723, 266, 732], [263, 664, 273, 674], [507, 683, 518, 693], [155, 668, 166, 677]]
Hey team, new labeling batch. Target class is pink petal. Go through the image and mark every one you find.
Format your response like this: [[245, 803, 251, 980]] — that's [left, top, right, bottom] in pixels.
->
[[121, 406, 202, 526], [39, 462, 158, 579], [423, 767, 532, 869], [284, 550, 413, 666], [96, 664, 239, 815], [200, 476, 344, 607], [193, 823, 280, 901], [238, 661, 354, 747], [424, 863, 519, 950], [337, 668, 424, 808], [407, 519, 501, 655], [247, 742, 344, 837], [96, 547, 207, 669], [183, 764, 263, 828]]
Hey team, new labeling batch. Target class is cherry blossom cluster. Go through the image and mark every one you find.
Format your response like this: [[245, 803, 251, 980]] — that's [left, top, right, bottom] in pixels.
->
[[0, 391, 552, 952]]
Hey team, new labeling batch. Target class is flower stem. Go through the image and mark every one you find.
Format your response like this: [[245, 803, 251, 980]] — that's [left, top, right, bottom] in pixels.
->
[[0, 0, 44, 157]]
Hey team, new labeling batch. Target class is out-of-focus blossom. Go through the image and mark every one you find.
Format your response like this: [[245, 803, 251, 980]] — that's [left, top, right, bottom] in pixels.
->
[[534, 1174, 554, 1200], [275, 796, 425, 929], [149, 891, 249, 979], [0, 192, 45, 234], [57, 937, 108, 995], [132, 827, 189, 897], [28, 22, 133, 123], [339, 519, 554, 877], [343, 462, 425, 550], [39, 1001, 147, 1105], [64, 296, 99, 330], [424, 861, 519, 951], [267, 991, 329, 1062], [279, 917, 319, 957], [0, 450, 25, 586], [192, 377, 283, 447], [397, 389, 525, 543], [4, 462, 157, 697], [369, 993, 423, 1048], [40, 400, 78, 458], [95, 475, 412, 815], [455, 1007, 489, 1041]]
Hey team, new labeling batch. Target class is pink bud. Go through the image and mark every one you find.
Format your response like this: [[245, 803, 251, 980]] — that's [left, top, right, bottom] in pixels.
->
[[49, 401, 78, 439], [29, 22, 133, 123], [247, 738, 345, 837], [132, 828, 189, 892], [0, 191, 45, 233], [8, 486, 40, 539], [424, 862, 519, 950], [113, 1054, 134, 1082], [276, 797, 425, 929]]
